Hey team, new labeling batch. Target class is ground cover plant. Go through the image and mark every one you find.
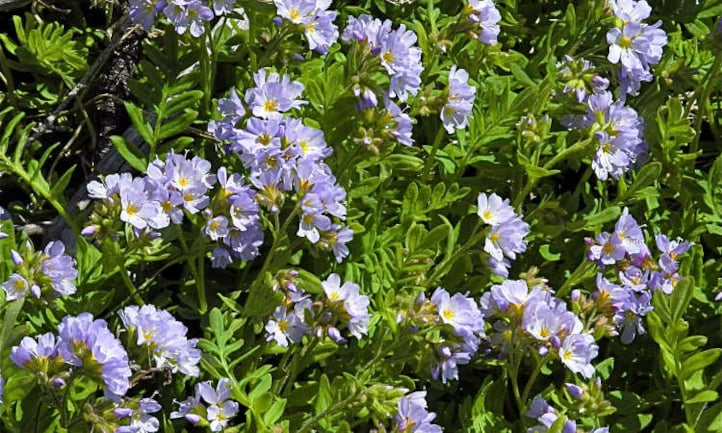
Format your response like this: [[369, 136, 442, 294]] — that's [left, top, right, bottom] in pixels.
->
[[0, 0, 721, 431]]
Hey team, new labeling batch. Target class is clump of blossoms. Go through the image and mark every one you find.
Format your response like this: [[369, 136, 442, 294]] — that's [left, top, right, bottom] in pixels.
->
[[440, 66, 476, 134], [477, 193, 530, 277], [341, 14, 424, 104], [463, 0, 502, 45], [480, 278, 599, 378], [12, 313, 132, 401], [583, 208, 693, 343], [112, 397, 162, 433], [2, 240, 77, 301], [394, 391, 443, 433], [119, 305, 202, 376], [171, 378, 239, 432], [273, 0, 339, 53], [129, 0, 235, 37], [557, 56, 610, 103], [526, 394, 610, 433], [83, 152, 264, 267], [606, 0, 667, 98], [401, 287, 483, 383], [265, 272, 370, 346], [566, 90, 647, 181], [209, 70, 353, 263]]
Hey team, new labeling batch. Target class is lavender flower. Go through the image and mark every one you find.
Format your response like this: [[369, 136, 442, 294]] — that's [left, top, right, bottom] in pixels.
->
[[577, 91, 647, 180], [441, 66, 476, 133], [559, 333, 598, 378], [477, 193, 515, 226], [395, 391, 443, 433], [163, 0, 214, 38], [244, 69, 306, 119], [57, 313, 132, 400], [119, 305, 202, 376], [265, 305, 311, 346], [42, 241, 78, 296], [171, 378, 239, 432], [430, 287, 483, 340], [607, 0, 667, 98], [2, 273, 30, 301], [322, 273, 370, 339], [466, 0, 502, 45], [10, 332, 59, 371]]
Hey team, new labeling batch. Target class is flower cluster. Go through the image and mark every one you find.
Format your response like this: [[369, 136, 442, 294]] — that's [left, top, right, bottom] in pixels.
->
[[171, 378, 239, 432], [526, 395, 610, 433], [265, 272, 370, 346], [440, 66, 476, 133], [394, 391, 443, 433], [477, 193, 530, 277], [573, 90, 647, 180], [342, 14, 424, 103], [428, 287, 483, 383], [12, 313, 132, 400], [606, 0, 667, 98], [119, 305, 202, 376], [84, 152, 264, 267], [2, 240, 77, 301], [273, 0, 339, 53], [480, 279, 599, 378], [129, 0, 234, 37], [557, 56, 610, 103], [464, 0, 502, 45], [114, 398, 162, 433], [210, 70, 353, 262], [584, 208, 693, 343]]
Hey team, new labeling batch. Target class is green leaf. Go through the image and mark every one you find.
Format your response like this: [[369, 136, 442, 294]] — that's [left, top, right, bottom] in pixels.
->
[[263, 397, 287, 425], [110, 135, 147, 172], [124, 101, 155, 146], [697, 402, 722, 432], [686, 390, 718, 404], [49, 165, 75, 199], [681, 349, 722, 379], [669, 278, 694, 322]]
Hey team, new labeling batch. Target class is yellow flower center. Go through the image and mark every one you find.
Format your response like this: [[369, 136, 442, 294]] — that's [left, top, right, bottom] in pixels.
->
[[619, 36, 632, 49], [442, 308, 455, 321]]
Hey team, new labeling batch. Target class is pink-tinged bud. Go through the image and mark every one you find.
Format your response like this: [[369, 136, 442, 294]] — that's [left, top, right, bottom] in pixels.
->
[[52, 377, 66, 388], [328, 327, 347, 345], [571, 289, 581, 302], [80, 226, 97, 237], [114, 407, 133, 419], [10, 250, 23, 266], [565, 383, 585, 399], [594, 377, 602, 389], [185, 414, 202, 425], [551, 336, 561, 349]]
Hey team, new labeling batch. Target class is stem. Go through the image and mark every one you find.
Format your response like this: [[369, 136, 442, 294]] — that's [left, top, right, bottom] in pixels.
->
[[521, 355, 547, 404], [421, 126, 447, 181], [297, 391, 360, 433], [688, 52, 722, 158], [282, 338, 320, 397], [200, 23, 213, 120], [427, 219, 486, 284], [513, 137, 593, 208], [176, 225, 207, 314], [557, 260, 596, 298], [118, 260, 145, 306]]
